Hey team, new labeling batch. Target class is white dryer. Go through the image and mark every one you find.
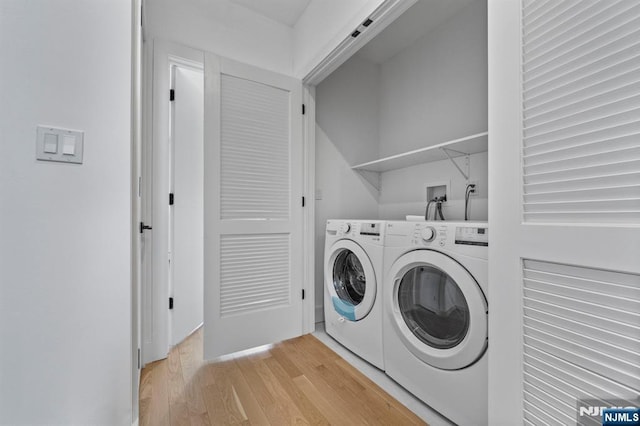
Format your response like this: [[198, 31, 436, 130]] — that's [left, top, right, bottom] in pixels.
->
[[324, 220, 385, 370], [383, 221, 488, 426]]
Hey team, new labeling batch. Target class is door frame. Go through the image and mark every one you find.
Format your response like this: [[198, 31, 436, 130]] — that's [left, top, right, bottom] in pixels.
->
[[141, 40, 204, 365], [168, 60, 204, 347]]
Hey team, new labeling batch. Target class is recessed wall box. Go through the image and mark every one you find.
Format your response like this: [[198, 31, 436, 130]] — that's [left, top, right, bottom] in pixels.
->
[[426, 181, 450, 202], [36, 126, 84, 164]]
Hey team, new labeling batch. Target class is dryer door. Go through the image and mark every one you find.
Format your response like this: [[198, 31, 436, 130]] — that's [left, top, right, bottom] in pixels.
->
[[326, 240, 376, 321], [388, 250, 487, 370]]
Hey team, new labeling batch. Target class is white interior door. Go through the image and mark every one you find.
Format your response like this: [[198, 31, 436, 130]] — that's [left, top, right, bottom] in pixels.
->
[[489, 1, 640, 424], [203, 54, 304, 359], [169, 65, 204, 346], [143, 41, 204, 365]]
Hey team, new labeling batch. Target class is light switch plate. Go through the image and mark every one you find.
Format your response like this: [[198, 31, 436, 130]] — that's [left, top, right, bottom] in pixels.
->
[[36, 125, 84, 164]]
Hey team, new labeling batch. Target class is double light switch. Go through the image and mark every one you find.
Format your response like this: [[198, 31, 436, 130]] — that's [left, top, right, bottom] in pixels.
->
[[37, 126, 84, 164]]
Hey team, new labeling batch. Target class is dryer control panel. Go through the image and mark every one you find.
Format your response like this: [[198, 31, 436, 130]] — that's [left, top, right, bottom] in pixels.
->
[[455, 226, 489, 247], [386, 221, 488, 258]]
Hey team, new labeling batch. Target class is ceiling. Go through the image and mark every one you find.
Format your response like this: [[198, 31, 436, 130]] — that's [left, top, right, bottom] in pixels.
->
[[357, 0, 478, 64], [228, 0, 312, 27]]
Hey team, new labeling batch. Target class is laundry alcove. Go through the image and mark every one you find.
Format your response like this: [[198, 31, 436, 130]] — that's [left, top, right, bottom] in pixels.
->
[[313, 0, 488, 322]]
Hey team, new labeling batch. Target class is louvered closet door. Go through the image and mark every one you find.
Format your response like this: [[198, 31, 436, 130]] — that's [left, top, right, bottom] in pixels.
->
[[203, 54, 303, 359], [489, 1, 640, 424]]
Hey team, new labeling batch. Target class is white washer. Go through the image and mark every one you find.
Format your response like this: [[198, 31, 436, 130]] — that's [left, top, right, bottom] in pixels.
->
[[324, 220, 385, 370], [383, 221, 488, 426]]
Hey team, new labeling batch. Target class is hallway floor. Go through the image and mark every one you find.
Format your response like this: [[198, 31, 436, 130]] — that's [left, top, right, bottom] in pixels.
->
[[139, 328, 427, 425]]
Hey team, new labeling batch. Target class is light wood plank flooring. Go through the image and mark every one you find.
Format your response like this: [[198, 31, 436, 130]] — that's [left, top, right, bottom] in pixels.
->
[[140, 328, 427, 425]]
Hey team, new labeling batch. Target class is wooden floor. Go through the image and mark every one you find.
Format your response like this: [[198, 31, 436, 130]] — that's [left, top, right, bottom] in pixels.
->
[[140, 328, 426, 425]]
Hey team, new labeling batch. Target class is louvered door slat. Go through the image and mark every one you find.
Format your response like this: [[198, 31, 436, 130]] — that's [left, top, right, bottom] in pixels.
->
[[522, 0, 640, 225], [524, 391, 573, 426], [524, 44, 640, 106], [523, 0, 582, 40], [524, 380, 587, 425], [525, 90, 640, 130], [525, 73, 640, 120], [219, 234, 291, 316], [524, 186, 640, 206], [524, 4, 640, 73], [523, 0, 554, 21], [525, 148, 640, 175], [522, 259, 640, 423], [525, 1, 623, 56], [525, 161, 640, 187], [220, 74, 290, 220], [524, 22, 640, 87]]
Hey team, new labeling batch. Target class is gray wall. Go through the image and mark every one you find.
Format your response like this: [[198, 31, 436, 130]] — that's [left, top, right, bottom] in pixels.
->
[[314, 55, 381, 321], [378, 0, 488, 157], [378, 0, 488, 221]]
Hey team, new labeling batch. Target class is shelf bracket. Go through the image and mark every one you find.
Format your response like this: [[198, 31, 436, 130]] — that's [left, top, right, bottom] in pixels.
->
[[354, 169, 381, 191], [441, 147, 470, 180]]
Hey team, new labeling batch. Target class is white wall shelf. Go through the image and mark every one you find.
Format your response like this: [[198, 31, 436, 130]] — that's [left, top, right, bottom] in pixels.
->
[[352, 131, 488, 173]]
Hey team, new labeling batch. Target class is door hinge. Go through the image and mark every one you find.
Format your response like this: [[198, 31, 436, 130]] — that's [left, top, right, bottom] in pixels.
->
[[169, 297, 174, 310], [302, 196, 305, 207], [302, 104, 306, 115], [140, 221, 152, 234], [169, 89, 175, 102], [169, 193, 174, 205], [137, 348, 141, 369], [302, 289, 305, 300]]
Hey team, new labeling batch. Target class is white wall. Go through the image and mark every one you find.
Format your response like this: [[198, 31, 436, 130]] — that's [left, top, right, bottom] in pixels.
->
[[145, 0, 294, 75], [0, 1, 132, 425], [294, 0, 385, 78], [314, 55, 381, 321], [379, 152, 488, 221], [171, 66, 204, 346], [377, 0, 487, 220], [378, 0, 487, 157]]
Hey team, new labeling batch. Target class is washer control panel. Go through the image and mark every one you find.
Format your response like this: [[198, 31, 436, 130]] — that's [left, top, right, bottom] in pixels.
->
[[388, 221, 487, 256], [326, 220, 385, 243], [455, 226, 489, 246], [340, 222, 352, 235], [420, 226, 436, 242], [412, 224, 448, 247]]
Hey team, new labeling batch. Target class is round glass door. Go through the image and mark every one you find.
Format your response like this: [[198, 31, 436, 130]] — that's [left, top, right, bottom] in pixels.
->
[[398, 265, 470, 350], [388, 250, 487, 370], [325, 240, 376, 321], [333, 250, 366, 306]]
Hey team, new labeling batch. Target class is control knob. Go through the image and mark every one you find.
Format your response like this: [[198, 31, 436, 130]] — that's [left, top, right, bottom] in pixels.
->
[[342, 223, 351, 234], [420, 226, 436, 242]]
